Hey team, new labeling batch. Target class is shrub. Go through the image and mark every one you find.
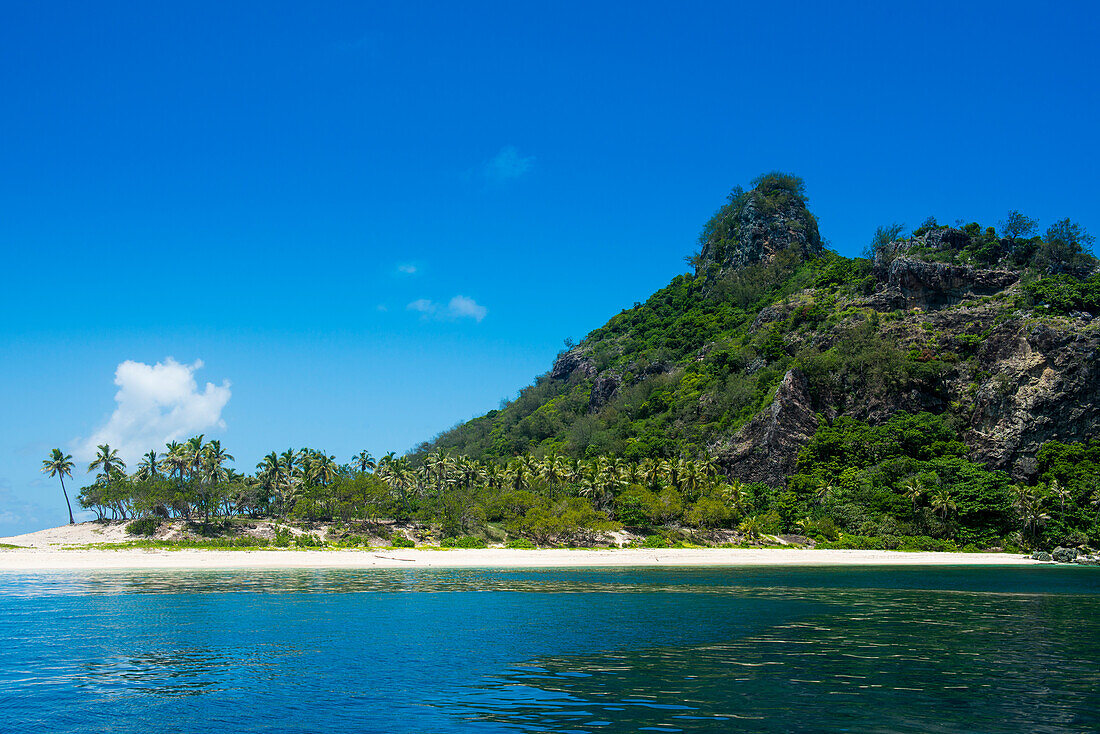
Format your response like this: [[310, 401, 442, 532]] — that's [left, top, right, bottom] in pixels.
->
[[505, 537, 537, 549], [801, 516, 840, 541], [126, 516, 161, 536], [295, 533, 324, 548], [273, 527, 294, 547], [450, 535, 488, 549], [390, 535, 415, 548]]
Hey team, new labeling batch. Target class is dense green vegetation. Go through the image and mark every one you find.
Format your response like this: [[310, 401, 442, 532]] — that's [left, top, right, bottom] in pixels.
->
[[39, 422, 1100, 550], [37, 174, 1100, 551], [788, 412, 1100, 550]]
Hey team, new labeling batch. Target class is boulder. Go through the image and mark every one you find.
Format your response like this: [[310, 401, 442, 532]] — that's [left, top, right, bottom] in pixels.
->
[[1052, 546, 1079, 563]]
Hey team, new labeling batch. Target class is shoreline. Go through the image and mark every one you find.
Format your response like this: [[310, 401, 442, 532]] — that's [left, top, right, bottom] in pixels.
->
[[0, 547, 1042, 571]]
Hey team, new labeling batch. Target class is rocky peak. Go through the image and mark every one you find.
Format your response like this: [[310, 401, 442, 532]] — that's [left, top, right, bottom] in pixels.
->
[[697, 172, 823, 274]]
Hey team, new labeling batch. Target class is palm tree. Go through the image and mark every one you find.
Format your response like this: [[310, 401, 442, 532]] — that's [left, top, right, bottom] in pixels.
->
[[88, 444, 126, 483], [184, 435, 206, 481], [723, 481, 746, 516], [1013, 484, 1050, 539], [354, 450, 376, 475], [1048, 479, 1070, 518], [278, 449, 297, 514], [931, 489, 957, 521], [900, 476, 925, 508], [739, 515, 763, 540], [41, 448, 76, 524], [164, 441, 188, 480], [136, 450, 161, 481], [203, 440, 234, 484]]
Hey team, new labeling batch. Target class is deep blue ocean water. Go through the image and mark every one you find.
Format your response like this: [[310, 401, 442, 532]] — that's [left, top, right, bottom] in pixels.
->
[[0, 565, 1097, 733]]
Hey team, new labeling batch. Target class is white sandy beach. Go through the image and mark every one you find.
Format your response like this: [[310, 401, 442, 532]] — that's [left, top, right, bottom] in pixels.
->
[[0, 522, 1041, 571], [0, 547, 1043, 571]]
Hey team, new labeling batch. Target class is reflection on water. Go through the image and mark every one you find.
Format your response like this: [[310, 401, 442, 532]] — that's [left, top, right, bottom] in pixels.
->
[[469, 589, 1100, 732], [0, 567, 1097, 733]]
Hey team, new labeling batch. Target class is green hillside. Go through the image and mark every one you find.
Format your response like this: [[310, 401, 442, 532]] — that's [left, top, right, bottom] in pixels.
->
[[419, 173, 1098, 468]]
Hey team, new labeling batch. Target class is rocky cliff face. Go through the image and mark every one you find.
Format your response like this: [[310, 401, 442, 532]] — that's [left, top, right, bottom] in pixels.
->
[[712, 369, 818, 487], [966, 317, 1100, 477], [710, 266, 1100, 485], [870, 228, 1020, 310]]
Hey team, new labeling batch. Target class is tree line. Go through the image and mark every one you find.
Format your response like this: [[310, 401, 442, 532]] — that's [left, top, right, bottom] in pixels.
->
[[39, 422, 1100, 548]]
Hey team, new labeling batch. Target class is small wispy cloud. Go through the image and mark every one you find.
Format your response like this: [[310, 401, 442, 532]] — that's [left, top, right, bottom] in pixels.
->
[[397, 263, 418, 275], [407, 298, 437, 316], [447, 295, 487, 322], [407, 296, 487, 323], [483, 145, 534, 182], [75, 358, 231, 465]]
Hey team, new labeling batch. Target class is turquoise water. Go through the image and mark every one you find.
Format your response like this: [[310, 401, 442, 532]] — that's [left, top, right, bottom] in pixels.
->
[[0, 566, 1097, 733]]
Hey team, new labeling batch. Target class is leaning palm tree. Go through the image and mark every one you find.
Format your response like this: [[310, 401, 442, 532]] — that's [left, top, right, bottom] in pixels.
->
[[88, 444, 126, 483], [41, 448, 76, 524]]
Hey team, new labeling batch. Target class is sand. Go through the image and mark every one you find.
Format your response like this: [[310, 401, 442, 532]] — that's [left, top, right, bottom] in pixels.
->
[[0, 522, 1040, 571]]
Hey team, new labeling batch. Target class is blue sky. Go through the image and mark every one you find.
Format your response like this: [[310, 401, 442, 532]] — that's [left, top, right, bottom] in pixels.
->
[[2, 1, 1098, 534]]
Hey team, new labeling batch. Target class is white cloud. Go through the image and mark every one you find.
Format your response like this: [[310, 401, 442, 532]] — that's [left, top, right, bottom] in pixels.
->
[[397, 263, 418, 275], [76, 358, 231, 464], [483, 145, 534, 181], [407, 296, 487, 323], [447, 295, 487, 322], [407, 298, 437, 316]]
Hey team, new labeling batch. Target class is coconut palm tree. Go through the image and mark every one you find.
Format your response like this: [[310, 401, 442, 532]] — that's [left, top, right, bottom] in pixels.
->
[[723, 481, 746, 516], [900, 476, 925, 508], [739, 515, 763, 540], [184, 435, 206, 481], [41, 448, 76, 524], [136, 450, 161, 481], [164, 441, 188, 480], [1048, 479, 1070, 518], [88, 444, 126, 483], [354, 450, 376, 475], [642, 458, 663, 490], [931, 489, 957, 521], [316, 454, 339, 486], [1013, 484, 1050, 539], [203, 440, 234, 484]]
